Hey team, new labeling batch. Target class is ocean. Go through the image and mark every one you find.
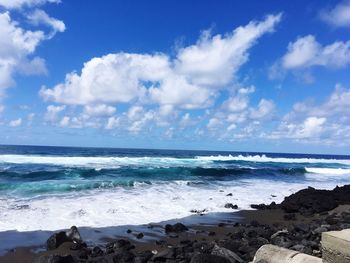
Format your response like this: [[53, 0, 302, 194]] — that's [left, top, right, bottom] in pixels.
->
[[0, 145, 350, 234]]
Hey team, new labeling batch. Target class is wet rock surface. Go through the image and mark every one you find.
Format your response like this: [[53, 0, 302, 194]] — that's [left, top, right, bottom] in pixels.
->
[[31, 185, 350, 263]]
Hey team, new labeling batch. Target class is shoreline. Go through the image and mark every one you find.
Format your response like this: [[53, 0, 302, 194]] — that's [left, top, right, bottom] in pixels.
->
[[1, 185, 350, 262]]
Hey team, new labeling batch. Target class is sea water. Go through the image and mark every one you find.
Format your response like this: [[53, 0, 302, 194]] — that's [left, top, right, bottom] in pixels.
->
[[0, 145, 350, 233]]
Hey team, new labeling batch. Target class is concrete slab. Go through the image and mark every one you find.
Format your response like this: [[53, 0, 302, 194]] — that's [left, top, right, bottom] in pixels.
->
[[322, 229, 350, 263], [252, 244, 322, 263]]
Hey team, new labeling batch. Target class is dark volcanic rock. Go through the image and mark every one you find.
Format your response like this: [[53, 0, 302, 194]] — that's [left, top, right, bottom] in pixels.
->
[[91, 246, 104, 257], [112, 250, 135, 263], [281, 185, 350, 214], [35, 185, 350, 263], [134, 250, 153, 263], [251, 202, 278, 210], [190, 253, 231, 263], [284, 213, 296, 221], [48, 255, 74, 263], [66, 226, 82, 243], [47, 232, 70, 250], [211, 244, 244, 263], [152, 248, 176, 261], [47, 226, 83, 251], [224, 203, 238, 209], [136, 232, 144, 239], [165, 222, 188, 233]]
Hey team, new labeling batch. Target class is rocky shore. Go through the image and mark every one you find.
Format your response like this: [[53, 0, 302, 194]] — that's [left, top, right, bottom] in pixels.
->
[[2, 185, 350, 263]]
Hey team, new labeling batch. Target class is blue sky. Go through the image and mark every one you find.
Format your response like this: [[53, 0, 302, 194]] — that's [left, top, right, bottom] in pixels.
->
[[0, 0, 350, 154]]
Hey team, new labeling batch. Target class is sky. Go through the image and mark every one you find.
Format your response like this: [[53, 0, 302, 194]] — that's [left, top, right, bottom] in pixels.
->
[[0, 0, 350, 154]]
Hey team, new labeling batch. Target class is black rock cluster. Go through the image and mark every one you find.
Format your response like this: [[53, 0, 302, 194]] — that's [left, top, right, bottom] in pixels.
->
[[33, 185, 350, 263]]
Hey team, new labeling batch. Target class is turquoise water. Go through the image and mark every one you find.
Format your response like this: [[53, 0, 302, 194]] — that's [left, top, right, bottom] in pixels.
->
[[0, 145, 349, 232]]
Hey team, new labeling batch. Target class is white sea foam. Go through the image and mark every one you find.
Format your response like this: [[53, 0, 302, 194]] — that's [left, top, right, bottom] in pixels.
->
[[0, 155, 206, 168], [0, 154, 349, 168], [305, 167, 350, 175], [196, 154, 350, 165], [0, 180, 347, 233]]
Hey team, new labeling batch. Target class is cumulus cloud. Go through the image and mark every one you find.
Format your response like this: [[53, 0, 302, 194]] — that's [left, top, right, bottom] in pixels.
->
[[175, 14, 282, 87], [250, 99, 275, 120], [9, 118, 22, 127], [275, 116, 327, 140], [0, 11, 45, 97], [204, 85, 275, 139], [282, 35, 350, 69], [58, 115, 101, 129], [270, 35, 350, 81], [44, 104, 65, 122], [268, 84, 350, 145], [40, 53, 166, 105], [0, 0, 60, 9], [0, 0, 64, 102], [40, 14, 282, 110], [27, 9, 65, 38], [320, 0, 350, 28], [105, 116, 120, 130], [84, 104, 116, 117]]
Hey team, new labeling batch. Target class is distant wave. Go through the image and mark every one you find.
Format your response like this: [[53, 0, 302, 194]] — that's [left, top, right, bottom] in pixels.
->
[[0, 154, 350, 167], [196, 154, 350, 165], [0, 166, 308, 195], [305, 167, 350, 175]]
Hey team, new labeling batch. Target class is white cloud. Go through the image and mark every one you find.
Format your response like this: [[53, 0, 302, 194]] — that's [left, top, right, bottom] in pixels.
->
[[249, 99, 275, 120], [44, 104, 65, 121], [223, 96, 249, 113], [270, 35, 350, 81], [0, 0, 60, 9], [282, 35, 350, 69], [320, 0, 350, 28], [9, 118, 22, 127], [205, 85, 276, 141], [179, 113, 197, 128], [84, 104, 116, 117], [207, 117, 222, 130], [0, 11, 46, 97], [0, 0, 64, 102], [268, 84, 350, 145], [128, 113, 154, 134], [40, 14, 282, 110], [40, 53, 166, 105], [105, 116, 120, 130], [277, 116, 326, 139], [175, 14, 282, 88], [27, 9, 65, 38]]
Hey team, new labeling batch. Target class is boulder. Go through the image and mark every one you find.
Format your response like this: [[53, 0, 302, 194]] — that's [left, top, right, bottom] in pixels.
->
[[66, 226, 82, 243], [280, 185, 350, 214], [47, 232, 70, 250]]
